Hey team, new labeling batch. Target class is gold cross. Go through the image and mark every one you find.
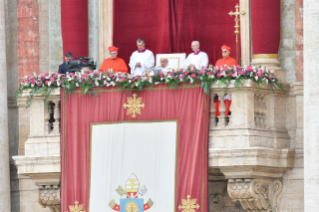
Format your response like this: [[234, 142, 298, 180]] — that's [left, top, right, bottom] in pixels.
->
[[178, 195, 200, 212], [123, 94, 145, 118], [69, 201, 85, 212], [228, 4, 246, 34]]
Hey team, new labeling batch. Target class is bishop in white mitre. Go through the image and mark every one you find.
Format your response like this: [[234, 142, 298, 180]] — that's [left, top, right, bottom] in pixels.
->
[[183, 41, 209, 70], [129, 38, 155, 75]]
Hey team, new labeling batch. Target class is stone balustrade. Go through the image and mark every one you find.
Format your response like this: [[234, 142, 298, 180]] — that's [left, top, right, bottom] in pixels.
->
[[209, 80, 295, 211], [13, 82, 297, 212], [13, 89, 61, 212]]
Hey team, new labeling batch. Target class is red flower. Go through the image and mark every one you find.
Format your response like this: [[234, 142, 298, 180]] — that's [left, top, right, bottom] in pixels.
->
[[228, 73, 232, 77]]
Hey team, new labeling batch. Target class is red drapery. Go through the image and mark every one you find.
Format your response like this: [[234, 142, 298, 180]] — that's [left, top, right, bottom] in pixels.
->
[[61, 0, 88, 60], [61, 85, 209, 212], [113, 0, 240, 67], [251, 0, 280, 54]]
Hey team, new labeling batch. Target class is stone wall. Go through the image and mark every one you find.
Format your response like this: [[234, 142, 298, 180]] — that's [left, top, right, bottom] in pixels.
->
[[295, 0, 303, 81], [278, 82, 304, 212]]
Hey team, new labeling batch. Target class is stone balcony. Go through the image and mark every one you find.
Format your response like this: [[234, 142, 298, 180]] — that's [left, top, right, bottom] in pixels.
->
[[12, 81, 299, 212]]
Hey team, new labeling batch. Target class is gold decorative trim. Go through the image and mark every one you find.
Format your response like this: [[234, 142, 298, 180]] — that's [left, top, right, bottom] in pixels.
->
[[252, 54, 278, 59], [123, 93, 145, 118], [167, 57, 181, 70], [178, 195, 200, 212], [69, 201, 85, 212], [73, 84, 201, 94]]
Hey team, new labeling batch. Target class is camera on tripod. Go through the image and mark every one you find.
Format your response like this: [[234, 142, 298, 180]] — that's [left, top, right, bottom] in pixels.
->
[[66, 56, 96, 73]]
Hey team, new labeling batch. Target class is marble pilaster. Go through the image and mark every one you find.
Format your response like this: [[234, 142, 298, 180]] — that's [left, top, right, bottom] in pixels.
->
[[0, 0, 11, 210], [304, 1, 319, 211]]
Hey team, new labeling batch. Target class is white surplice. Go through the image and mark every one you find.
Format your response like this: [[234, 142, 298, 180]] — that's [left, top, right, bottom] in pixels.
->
[[129, 49, 155, 75], [183, 51, 209, 70]]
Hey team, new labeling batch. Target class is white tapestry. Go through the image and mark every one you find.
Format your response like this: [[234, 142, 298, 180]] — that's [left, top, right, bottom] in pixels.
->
[[89, 121, 177, 211]]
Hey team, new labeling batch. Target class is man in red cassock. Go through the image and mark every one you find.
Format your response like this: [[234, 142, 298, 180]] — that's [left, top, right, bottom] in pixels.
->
[[215, 45, 237, 67], [99, 46, 129, 73]]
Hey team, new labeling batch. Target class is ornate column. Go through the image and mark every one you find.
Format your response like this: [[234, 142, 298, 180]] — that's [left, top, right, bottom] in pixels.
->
[[99, 0, 113, 65], [250, 0, 286, 83], [0, 0, 11, 210], [304, 1, 319, 211]]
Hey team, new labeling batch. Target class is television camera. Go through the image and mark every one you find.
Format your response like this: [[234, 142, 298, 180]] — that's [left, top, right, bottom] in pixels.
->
[[66, 56, 97, 73]]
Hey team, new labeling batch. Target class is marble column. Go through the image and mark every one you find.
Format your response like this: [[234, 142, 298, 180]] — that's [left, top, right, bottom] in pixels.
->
[[0, 0, 11, 210], [304, 1, 319, 211], [239, 0, 251, 66], [99, 0, 113, 65]]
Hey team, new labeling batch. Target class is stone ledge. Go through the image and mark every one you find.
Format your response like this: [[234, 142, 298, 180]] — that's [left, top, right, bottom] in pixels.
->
[[13, 155, 61, 175], [209, 147, 294, 179], [209, 128, 290, 149]]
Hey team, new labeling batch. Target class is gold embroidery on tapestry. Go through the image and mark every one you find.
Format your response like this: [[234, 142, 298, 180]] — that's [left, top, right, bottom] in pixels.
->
[[178, 195, 200, 212], [69, 201, 85, 212], [123, 94, 145, 118]]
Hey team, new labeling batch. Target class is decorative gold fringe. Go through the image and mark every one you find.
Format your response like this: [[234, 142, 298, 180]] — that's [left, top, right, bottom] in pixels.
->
[[147, 198, 154, 208], [109, 200, 116, 208]]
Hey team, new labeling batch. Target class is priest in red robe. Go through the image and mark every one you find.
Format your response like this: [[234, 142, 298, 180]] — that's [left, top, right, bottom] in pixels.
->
[[215, 45, 237, 67], [99, 46, 129, 73]]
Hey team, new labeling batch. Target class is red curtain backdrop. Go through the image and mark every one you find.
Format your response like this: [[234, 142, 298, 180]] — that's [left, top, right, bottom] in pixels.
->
[[113, 0, 240, 67], [61, 0, 88, 60], [61, 85, 209, 212], [251, 0, 280, 54]]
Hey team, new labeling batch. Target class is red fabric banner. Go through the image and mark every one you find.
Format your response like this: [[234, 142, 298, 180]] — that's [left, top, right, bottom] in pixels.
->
[[61, 0, 88, 60], [113, 0, 240, 67], [251, 0, 281, 54], [61, 85, 209, 212]]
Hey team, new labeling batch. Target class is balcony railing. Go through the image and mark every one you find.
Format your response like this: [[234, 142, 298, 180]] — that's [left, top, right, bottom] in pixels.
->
[[13, 81, 296, 212]]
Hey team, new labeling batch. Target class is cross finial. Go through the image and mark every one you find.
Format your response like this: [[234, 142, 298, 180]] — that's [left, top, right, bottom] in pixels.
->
[[228, 4, 246, 34]]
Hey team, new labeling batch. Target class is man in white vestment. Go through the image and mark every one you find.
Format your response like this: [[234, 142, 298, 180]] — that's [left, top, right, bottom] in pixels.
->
[[183, 41, 209, 70], [153, 58, 174, 74], [129, 38, 155, 75]]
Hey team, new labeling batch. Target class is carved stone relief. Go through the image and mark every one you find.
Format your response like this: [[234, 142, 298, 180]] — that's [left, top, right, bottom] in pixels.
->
[[38, 185, 61, 212], [208, 181, 246, 212], [227, 179, 283, 212]]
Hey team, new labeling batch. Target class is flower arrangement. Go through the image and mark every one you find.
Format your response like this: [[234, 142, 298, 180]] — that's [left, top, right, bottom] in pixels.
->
[[15, 65, 284, 108]]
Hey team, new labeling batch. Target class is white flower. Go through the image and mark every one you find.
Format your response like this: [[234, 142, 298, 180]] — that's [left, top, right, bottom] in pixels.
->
[[250, 72, 253, 77], [129, 80, 132, 83], [135, 82, 139, 87], [111, 81, 116, 86], [155, 82, 160, 85], [209, 75, 215, 79], [76, 83, 79, 87], [148, 78, 153, 83], [254, 75, 258, 81], [95, 80, 99, 86]]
